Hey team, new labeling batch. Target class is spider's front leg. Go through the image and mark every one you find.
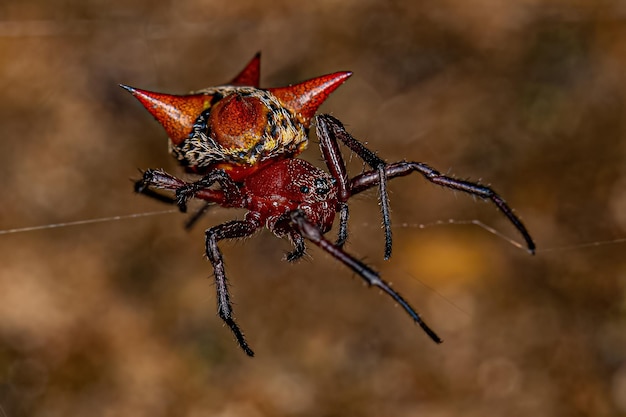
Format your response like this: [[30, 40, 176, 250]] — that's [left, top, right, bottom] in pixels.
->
[[316, 114, 393, 259], [350, 162, 536, 253], [289, 210, 442, 343], [205, 215, 261, 357]]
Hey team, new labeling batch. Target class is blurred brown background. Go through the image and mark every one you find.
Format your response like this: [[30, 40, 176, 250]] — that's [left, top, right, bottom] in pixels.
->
[[0, 1, 625, 416]]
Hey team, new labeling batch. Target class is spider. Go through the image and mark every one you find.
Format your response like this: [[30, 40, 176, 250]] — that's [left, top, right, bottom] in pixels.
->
[[123, 54, 536, 356]]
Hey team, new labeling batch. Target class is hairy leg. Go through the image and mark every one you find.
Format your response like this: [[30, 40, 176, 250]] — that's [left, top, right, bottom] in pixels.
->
[[350, 161, 536, 253], [289, 210, 442, 343], [316, 114, 393, 259], [335, 202, 349, 248], [134, 169, 233, 229], [175, 169, 242, 212], [205, 216, 261, 356], [285, 230, 306, 262]]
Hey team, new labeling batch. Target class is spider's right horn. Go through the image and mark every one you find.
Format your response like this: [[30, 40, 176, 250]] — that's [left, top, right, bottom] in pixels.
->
[[268, 71, 352, 128]]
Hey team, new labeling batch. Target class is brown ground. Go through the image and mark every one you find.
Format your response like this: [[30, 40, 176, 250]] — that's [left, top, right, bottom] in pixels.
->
[[0, 1, 625, 416]]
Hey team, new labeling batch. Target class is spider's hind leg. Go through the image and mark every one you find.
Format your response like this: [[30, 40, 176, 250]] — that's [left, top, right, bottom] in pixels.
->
[[134, 169, 184, 204], [184, 201, 213, 230], [134, 170, 217, 230]]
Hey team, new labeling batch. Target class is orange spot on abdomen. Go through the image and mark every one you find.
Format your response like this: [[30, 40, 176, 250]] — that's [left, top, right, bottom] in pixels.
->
[[209, 94, 268, 150]]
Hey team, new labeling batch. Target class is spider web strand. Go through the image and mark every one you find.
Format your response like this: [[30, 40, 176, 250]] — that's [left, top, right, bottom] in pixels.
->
[[390, 219, 626, 253], [0, 209, 178, 235]]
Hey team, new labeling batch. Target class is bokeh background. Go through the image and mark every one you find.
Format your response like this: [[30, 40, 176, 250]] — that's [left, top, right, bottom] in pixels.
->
[[1, 1, 625, 416]]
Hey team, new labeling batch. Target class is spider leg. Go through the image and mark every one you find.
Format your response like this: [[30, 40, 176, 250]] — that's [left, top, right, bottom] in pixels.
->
[[316, 114, 393, 260], [314, 115, 351, 247], [175, 169, 241, 213], [134, 170, 225, 229], [350, 162, 536, 254], [134, 169, 186, 203], [289, 210, 442, 343], [335, 202, 349, 248], [205, 216, 261, 357], [285, 230, 307, 262], [184, 201, 214, 230], [134, 182, 177, 205]]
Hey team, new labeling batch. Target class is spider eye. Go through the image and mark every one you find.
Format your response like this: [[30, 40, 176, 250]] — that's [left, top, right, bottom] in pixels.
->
[[300, 185, 310, 194], [314, 178, 330, 195]]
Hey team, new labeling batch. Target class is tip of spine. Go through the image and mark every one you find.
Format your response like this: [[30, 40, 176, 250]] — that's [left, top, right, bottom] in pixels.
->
[[119, 84, 135, 93]]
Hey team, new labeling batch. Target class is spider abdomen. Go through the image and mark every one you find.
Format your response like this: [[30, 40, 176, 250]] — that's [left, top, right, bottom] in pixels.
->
[[173, 87, 308, 172], [122, 58, 350, 183]]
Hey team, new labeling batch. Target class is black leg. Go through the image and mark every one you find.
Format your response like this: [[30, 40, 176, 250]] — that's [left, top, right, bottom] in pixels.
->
[[135, 170, 225, 230], [316, 114, 393, 259], [335, 202, 349, 248], [176, 169, 241, 213], [135, 169, 187, 204], [315, 115, 350, 200], [289, 210, 442, 344], [350, 161, 536, 254], [184, 201, 213, 230], [205, 217, 261, 356], [285, 230, 306, 262], [376, 164, 392, 258], [134, 183, 177, 205]]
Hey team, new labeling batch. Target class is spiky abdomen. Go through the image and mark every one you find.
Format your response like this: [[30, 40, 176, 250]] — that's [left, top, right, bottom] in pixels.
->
[[169, 87, 308, 174]]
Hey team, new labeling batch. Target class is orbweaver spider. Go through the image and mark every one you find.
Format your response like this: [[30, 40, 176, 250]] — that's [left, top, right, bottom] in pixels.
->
[[123, 53, 535, 356]]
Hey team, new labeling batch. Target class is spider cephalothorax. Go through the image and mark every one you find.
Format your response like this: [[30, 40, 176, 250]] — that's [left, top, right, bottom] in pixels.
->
[[125, 53, 536, 356]]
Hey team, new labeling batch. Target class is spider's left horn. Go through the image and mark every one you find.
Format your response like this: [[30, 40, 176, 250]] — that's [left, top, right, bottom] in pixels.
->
[[120, 84, 211, 145]]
